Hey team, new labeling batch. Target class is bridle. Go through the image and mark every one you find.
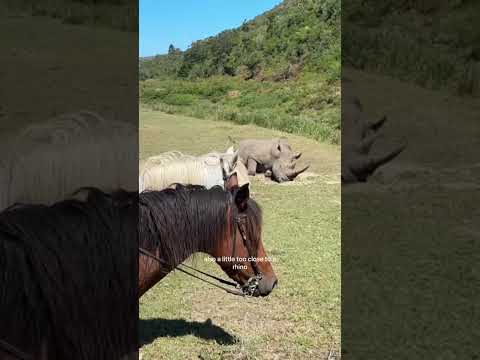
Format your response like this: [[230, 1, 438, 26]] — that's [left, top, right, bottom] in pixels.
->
[[138, 196, 263, 297], [220, 157, 230, 186], [231, 213, 263, 295]]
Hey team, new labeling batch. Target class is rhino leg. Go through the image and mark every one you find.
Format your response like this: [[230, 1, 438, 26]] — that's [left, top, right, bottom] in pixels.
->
[[247, 158, 257, 176]]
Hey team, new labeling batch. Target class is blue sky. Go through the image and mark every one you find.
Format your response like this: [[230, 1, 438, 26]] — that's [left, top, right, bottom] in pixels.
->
[[139, 0, 282, 57]]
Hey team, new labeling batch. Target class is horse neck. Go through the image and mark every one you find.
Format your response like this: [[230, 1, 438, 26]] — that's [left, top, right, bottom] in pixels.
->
[[138, 224, 229, 298], [138, 192, 231, 296]]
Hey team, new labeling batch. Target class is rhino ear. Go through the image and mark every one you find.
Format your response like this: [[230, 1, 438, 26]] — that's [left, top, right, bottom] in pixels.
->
[[234, 183, 250, 211], [225, 173, 239, 191], [272, 140, 281, 157]]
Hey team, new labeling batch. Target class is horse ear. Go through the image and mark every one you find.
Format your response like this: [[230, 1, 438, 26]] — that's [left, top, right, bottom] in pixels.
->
[[231, 149, 239, 164], [225, 173, 239, 191], [234, 183, 250, 211]]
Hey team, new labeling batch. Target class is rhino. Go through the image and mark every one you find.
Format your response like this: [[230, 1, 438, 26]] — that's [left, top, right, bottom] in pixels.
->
[[342, 94, 406, 183], [238, 138, 310, 182]]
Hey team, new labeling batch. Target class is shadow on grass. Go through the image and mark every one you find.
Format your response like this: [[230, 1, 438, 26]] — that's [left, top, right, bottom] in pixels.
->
[[139, 318, 237, 346]]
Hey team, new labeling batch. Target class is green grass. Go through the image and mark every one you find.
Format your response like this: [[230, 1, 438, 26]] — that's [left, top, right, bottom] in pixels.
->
[[139, 73, 340, 144], [0, 16, 137, 135], [341, 68, 480, 357], [139, 109, 340, 359], [343, 1, 480, 94]]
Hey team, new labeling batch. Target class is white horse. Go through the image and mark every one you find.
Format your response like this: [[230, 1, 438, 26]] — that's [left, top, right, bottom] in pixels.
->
[[0, 111, 137, 211], [139, 147, 249, 192]]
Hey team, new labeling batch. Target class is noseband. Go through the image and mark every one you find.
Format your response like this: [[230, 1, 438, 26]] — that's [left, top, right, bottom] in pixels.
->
[[139, 196, 263, 297]]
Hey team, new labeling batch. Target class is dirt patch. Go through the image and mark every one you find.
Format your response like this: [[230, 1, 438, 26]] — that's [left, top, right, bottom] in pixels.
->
[[362, 162, 480, 192], [253, 171, 340, 186], [454, 225, 480, 238], [227, 90, 241, 98], [189, 288, 319, 359]]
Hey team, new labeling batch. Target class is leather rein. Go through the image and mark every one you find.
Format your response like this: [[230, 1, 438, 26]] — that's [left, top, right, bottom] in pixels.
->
[[0, 339, 31, 360]]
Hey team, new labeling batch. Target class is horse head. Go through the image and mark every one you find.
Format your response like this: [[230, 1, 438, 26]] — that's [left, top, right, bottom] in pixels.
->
[[211, 174, 277, 297]]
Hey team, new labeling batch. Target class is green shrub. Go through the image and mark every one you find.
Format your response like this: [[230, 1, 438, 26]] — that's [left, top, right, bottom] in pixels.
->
[[139, 72, 340, 143], [162, 94, 197, 106]]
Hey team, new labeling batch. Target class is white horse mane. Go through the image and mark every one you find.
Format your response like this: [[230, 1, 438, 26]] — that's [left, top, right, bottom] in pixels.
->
[[0, 110, 137, 211], [139, 147, 249, 192]]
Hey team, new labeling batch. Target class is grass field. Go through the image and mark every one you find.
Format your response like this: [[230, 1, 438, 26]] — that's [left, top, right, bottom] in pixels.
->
[[139, 109, 341, 359], [0, 16, 137, 135], [342, 68, 480, 357], [140, 74, 340, 144]]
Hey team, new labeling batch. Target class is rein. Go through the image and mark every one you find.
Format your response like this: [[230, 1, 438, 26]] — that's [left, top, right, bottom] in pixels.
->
[[139, 206, 262, 297], [139, 247, 246, 296], [0, 339, 31, 360]]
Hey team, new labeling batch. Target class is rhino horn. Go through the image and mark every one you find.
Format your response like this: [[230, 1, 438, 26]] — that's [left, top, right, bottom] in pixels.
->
[[365, 143, 406, 174], [359, 132, 382, 154], [369, 115, 387, 132], [287, 164, 310, 180]]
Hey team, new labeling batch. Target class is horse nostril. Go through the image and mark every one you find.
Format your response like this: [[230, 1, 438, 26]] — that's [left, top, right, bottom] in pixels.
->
[[272, 279, 278, 289]]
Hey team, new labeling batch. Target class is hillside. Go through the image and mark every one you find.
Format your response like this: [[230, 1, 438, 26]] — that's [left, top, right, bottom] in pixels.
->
[[343, 0, 480, 94], [139, 0, 341, 143], [140, 0, 339, 81]]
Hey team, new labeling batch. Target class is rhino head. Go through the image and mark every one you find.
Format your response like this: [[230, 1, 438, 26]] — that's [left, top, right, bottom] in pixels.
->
[[342, 96, 406, 183], [271, 161, 310, 182], [269, 138, 309, 182], [342, 142, 406, 183]]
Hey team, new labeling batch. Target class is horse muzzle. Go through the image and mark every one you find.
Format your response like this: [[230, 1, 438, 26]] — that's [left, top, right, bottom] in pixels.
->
[[242, 275, 277, 297]]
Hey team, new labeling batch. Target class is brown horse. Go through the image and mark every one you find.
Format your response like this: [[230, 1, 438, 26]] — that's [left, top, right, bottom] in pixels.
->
[[0, 189, 138, 360], [0, 177, 276, 359], [138, 174, 277, 297]]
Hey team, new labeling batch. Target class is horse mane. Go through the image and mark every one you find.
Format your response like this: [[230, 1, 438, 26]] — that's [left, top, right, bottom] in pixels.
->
[[142, 151, 194, 168], [139, 150, 250, 192], [139, 184, 262, 268], [0, 111, 138, 211], [139, 154, 223, 192], [0, 188, 138, 359]]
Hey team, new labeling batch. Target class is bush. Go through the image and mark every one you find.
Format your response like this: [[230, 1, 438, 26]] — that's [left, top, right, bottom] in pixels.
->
[[139, 72, 340, 143], [162, 94, 197, 106]]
